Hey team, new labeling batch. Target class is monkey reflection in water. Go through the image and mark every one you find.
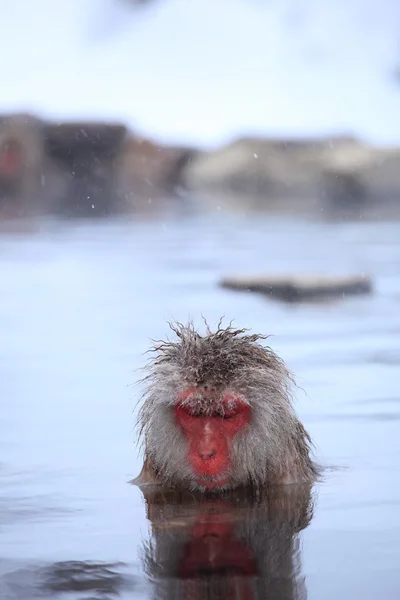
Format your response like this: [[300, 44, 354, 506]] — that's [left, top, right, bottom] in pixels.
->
[[137, 483, 314, 600], [133, 321, 319, 599]]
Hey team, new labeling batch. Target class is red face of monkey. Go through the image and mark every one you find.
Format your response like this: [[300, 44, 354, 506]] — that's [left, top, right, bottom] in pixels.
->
[[175, 388, 251, 489]]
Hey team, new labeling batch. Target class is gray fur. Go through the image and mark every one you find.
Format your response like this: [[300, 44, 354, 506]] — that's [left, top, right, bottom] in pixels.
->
[[137, 320, 318, 491]]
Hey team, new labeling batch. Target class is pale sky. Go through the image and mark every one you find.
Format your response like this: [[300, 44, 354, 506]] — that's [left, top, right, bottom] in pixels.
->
[[0, 0, 399, 148]]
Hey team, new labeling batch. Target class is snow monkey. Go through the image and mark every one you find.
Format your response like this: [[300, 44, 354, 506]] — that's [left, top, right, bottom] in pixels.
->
[[135, 321, 318, 492]]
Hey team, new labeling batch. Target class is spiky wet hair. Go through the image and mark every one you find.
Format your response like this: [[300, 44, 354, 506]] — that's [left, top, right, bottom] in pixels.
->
[[137, 320, 317, 490], [148, 320, 292, 388]]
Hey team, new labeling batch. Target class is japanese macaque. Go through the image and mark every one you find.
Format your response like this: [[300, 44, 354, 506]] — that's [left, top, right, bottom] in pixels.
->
[[135, 321, 318, 492]]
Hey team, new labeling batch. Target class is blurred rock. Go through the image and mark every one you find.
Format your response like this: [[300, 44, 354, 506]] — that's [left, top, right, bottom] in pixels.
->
[[0, 114, 129, 218], [320, 144, 400, 216], [220, 274, 373, 302], [115, 135, 197, 213], [0, 114, 48, 218], [43, 121, 128, 217], [183, 136, 357, 195], [182, 136, 400, 217], [0, 112, 197, 219], [2, 111, 399, 220]]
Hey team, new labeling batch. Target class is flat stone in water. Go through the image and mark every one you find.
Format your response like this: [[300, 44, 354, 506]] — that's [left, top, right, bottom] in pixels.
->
[[220, 274, 373, 302]]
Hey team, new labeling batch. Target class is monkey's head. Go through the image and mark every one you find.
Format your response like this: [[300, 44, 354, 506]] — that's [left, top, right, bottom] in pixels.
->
[[137, 321, 315, 492]]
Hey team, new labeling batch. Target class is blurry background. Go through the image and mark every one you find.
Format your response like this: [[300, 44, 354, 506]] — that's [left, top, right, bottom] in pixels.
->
[[1, 1, 400, 599], [1, 0, 400, 219]]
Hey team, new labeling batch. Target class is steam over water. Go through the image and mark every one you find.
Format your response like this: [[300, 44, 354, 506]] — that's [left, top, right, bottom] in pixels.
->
[[1, 209, 400, 599]]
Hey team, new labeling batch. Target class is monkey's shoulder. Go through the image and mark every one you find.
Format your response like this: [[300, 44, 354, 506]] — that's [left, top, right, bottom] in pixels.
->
[[132, 457, 161, 486]]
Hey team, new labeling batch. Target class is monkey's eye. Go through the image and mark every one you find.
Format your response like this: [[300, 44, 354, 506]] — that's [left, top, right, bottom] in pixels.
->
[[183, 406, 202, 418], [222, 410, 238, 419], [214, 407, 238, 419]]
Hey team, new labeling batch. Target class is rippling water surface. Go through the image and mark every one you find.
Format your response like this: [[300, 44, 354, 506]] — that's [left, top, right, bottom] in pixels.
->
[[1, 210, 399, 599]]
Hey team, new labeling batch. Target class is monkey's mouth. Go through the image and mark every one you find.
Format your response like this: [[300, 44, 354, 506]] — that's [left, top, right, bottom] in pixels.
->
[[195, 473, 229, 489]]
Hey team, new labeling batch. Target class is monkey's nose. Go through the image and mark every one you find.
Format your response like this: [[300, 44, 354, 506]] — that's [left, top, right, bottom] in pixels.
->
[[198, 448, 216, 460]]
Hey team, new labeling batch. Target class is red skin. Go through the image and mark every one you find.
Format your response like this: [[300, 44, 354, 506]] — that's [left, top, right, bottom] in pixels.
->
[[175, 388, 250, 489], [179, 502, 257, 598]]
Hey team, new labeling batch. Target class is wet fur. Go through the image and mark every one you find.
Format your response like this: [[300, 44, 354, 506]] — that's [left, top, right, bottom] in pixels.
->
[[136, 320, 318, 491]]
